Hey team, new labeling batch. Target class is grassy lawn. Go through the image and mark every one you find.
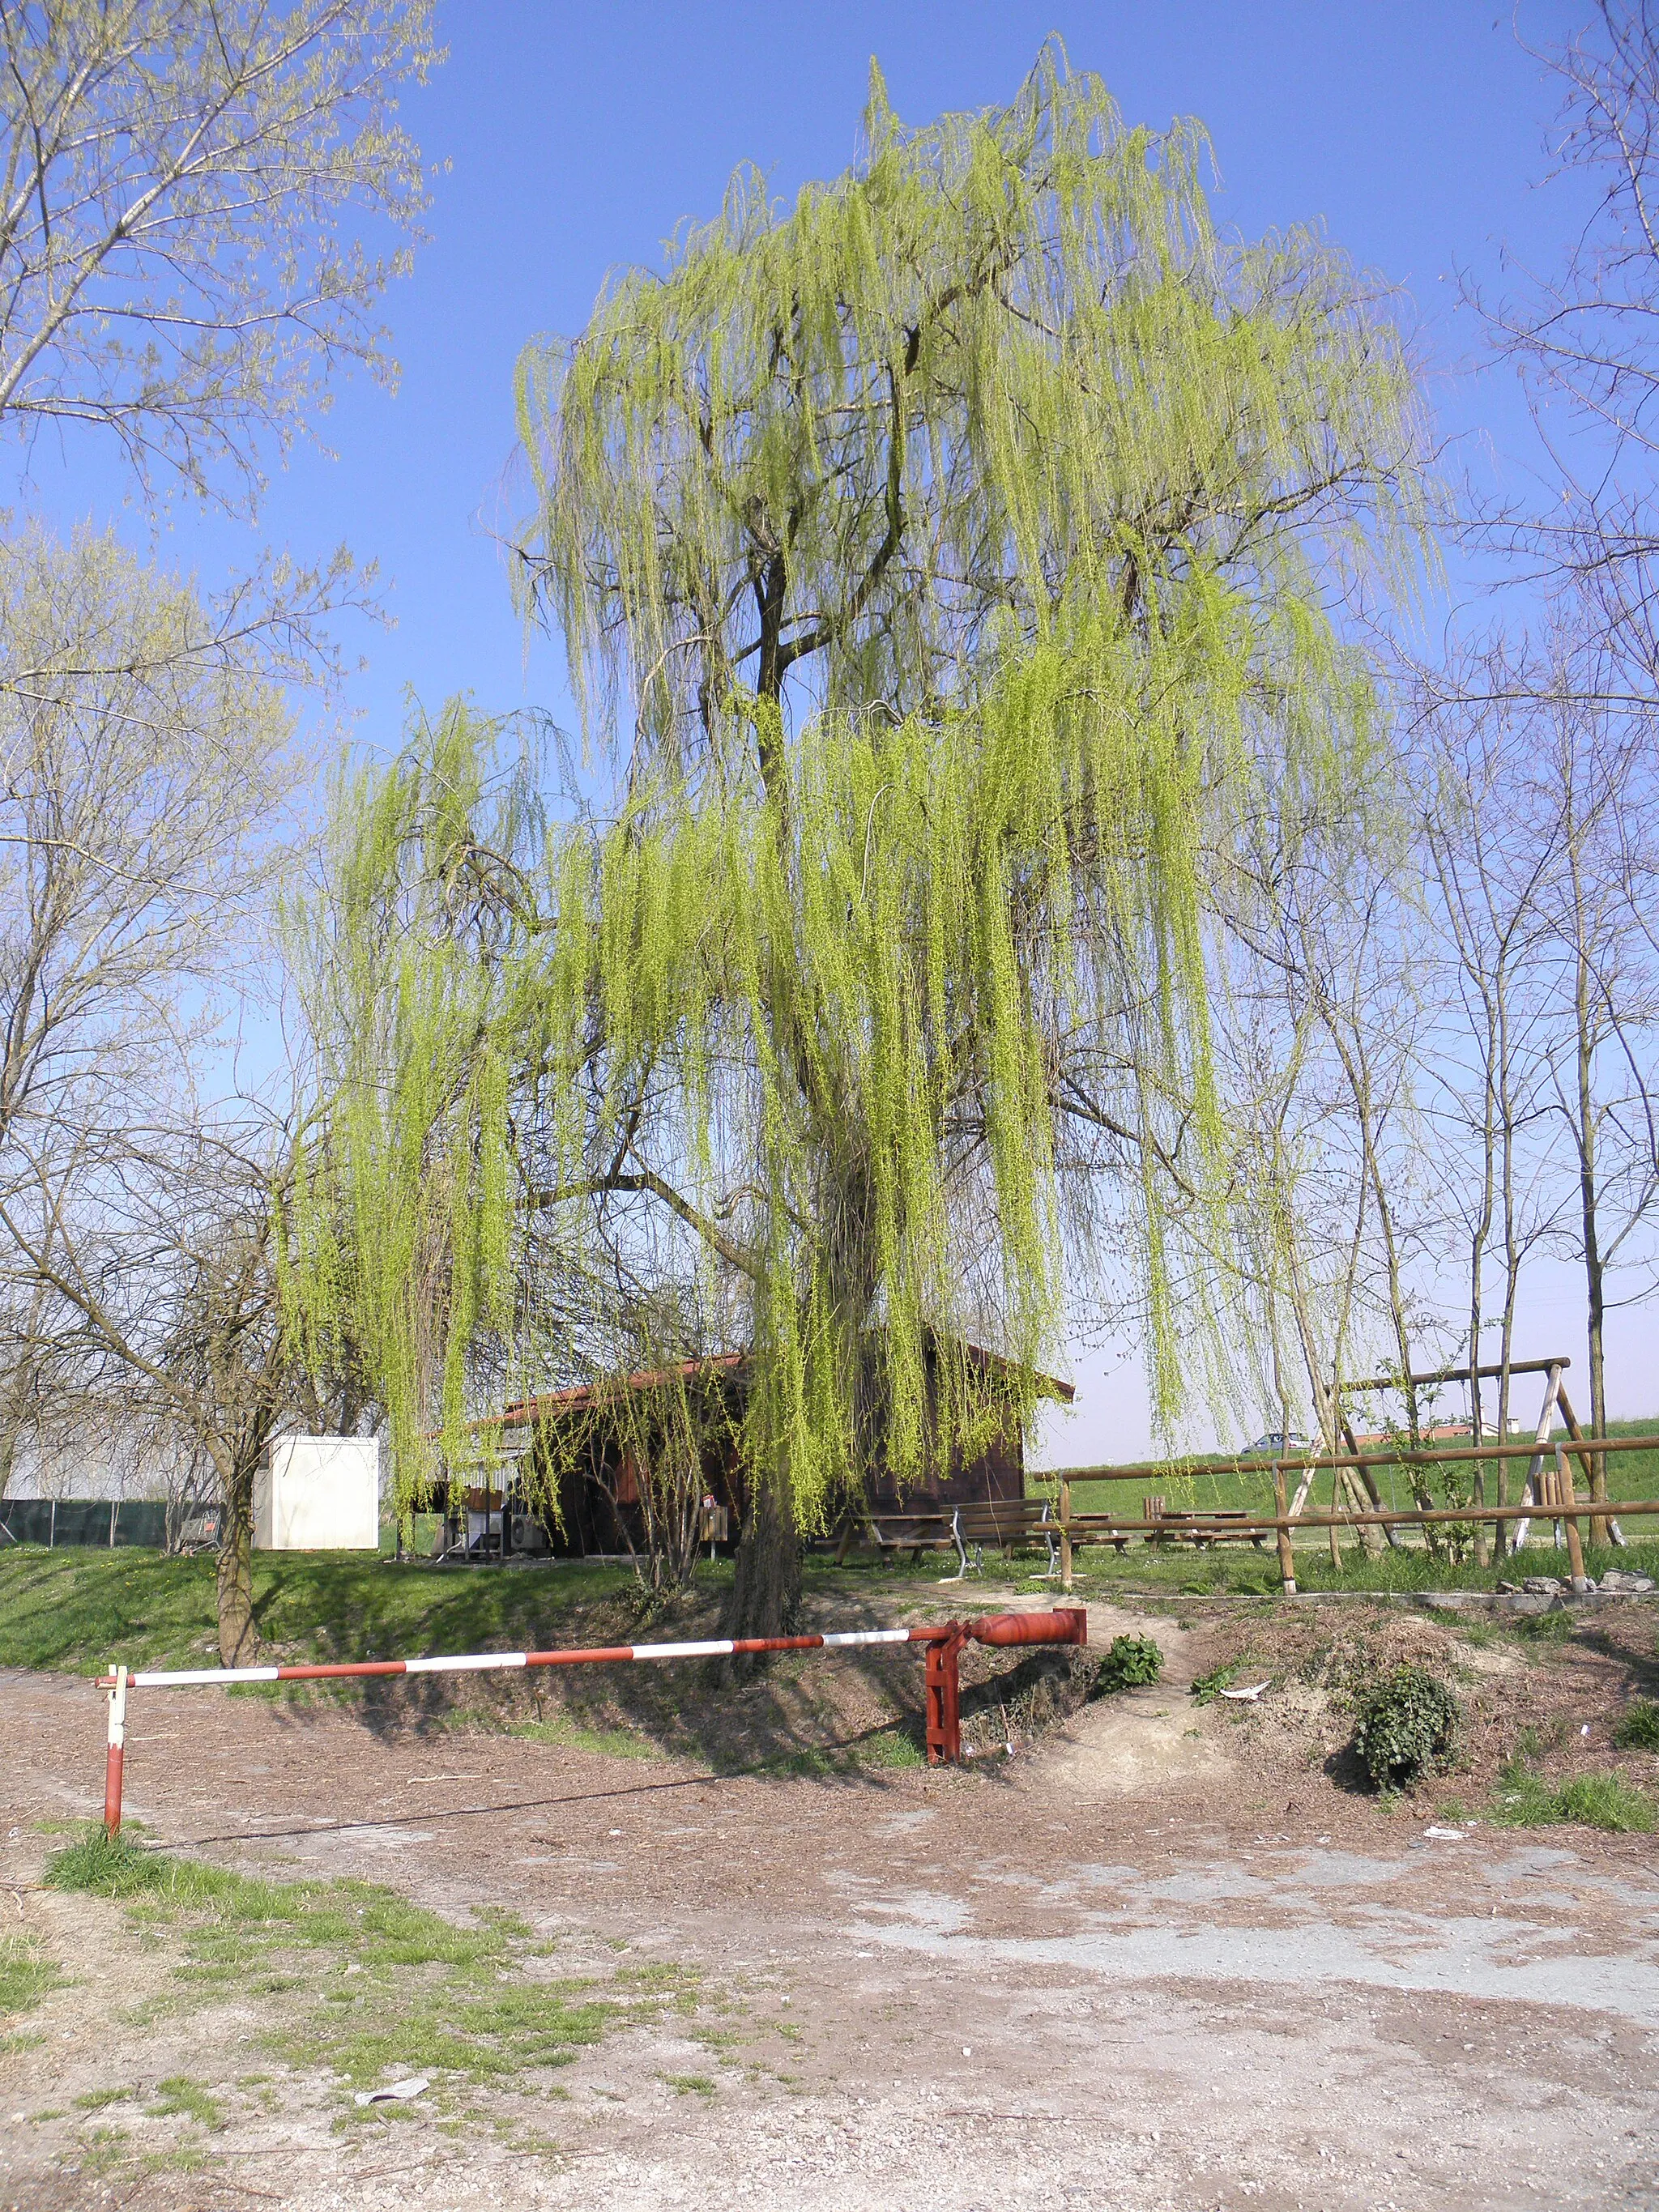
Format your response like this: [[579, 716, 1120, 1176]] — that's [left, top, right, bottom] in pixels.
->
[[0, 1543, 975, 1679], [0, 1547, 646, 1676]]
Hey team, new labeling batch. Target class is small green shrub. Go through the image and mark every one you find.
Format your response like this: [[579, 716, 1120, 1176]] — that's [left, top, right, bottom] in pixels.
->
[[1350, 1664, 1459, 1791], [1189, 1661, 1240, 1706], [1095, 1634, 1163, 1690], [1612, 1695, 1659, 1752]]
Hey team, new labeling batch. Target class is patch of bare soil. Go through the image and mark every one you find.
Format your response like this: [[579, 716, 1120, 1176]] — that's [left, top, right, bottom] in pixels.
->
[[2, 1588, 1657, 2210], [1171, 1594, 1659, 1813]]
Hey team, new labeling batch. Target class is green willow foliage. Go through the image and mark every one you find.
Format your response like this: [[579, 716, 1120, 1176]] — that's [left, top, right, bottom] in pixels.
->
[[290, 48, 1430, 1536]]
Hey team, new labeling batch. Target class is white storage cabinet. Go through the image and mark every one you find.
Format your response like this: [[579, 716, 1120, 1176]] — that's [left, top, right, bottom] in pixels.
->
[[254, 1436, 381, 1551]]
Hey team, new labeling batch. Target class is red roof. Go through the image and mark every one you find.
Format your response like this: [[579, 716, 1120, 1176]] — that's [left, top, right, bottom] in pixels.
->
[[487, 1340, 1072, 1428], [488, 1353, 748, 1429]]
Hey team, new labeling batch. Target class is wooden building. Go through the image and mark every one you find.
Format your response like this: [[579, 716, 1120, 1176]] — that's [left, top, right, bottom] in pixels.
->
[[490, 1340, 1073, 1559]]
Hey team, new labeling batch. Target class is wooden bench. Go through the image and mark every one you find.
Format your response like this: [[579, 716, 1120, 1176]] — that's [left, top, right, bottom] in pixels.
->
[[1143, 1498, 1266, 1550], [835, 1498, 1063, 1579], [953, 1498, 1061, 1580], [1053, 1511, 1132, 1556], [834, 1509, 963, 1571]]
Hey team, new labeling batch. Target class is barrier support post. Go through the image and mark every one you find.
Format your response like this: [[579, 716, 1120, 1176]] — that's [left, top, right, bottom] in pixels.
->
[[1273, 1461, 1297, 1595], [104, 1663, 128, 1837], [924, 1626, 967, 1766]]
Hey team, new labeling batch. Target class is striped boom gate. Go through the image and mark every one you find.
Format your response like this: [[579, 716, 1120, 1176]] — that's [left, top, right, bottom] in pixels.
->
[[96, 1608, 1086, 1834]]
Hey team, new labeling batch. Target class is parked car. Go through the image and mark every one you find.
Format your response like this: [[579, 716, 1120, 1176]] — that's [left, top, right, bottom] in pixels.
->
[[1239, 1432, 1312, 1457]]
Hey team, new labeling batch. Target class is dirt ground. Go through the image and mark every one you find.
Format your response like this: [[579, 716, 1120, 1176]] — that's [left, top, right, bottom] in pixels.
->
[[2, 1589, 1657, 2211]]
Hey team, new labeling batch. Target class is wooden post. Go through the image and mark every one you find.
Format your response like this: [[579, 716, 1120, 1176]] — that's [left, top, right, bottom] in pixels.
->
[[1555, 1448, 1589, 1589], [1513, 1362, 1563, 1553], [1273, 1460, 1296, 1595], [1058, 1480, 1073, 1594], [1327, 1460, 1342, 1569], [1555, 1383, 1614, 1549], [1340, 1407, 1393, 1551]]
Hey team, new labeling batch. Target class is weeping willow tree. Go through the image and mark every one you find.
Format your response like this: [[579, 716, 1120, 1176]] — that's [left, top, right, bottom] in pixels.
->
[[290, 45, 1430, 1633]]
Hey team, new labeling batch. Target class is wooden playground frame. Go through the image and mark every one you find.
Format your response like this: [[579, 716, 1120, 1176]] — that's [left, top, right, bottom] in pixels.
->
[[1038, 1356, 1657, 1594]]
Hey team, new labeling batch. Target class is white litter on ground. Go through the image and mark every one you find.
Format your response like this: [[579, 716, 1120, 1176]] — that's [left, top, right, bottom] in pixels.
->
[[354, 2076, 430, 2107]]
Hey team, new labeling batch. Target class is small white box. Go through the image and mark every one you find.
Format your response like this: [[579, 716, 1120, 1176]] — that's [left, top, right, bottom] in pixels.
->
[[254, 1435, 380, 1551]]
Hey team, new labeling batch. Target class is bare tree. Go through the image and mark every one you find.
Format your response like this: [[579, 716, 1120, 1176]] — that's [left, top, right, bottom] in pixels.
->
[[1419, 662, 1571, 1548], [0, 523, 311, 1164], [1472, 6, 1659, 672], [1, 1102, 362, 1658], [0, 0, 439, 510], [1541, 676, 1659, 1512], [0, 527, 336, 1652]]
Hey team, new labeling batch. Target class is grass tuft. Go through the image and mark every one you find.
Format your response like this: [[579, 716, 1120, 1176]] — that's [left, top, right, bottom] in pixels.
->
[[0, 1932, 62, 2021], [145, 2077, 224, 2128], [1612, 1695, 1659, 1752], [1492, 1759, 1657, 1832]]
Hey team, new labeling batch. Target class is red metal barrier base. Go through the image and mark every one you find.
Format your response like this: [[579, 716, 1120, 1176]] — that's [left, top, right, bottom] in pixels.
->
[[922, 1608, 1088, 1764], [924, 1626, 968, 1764]]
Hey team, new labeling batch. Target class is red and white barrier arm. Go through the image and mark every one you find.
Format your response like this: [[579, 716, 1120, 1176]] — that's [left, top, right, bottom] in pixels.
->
[[94, 1608, 1085, 1830], [101, 1625, 928, 1691]]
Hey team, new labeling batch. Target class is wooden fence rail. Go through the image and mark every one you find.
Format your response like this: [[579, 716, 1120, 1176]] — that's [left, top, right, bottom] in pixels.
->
[[1045, 1490, 1659, 1593], [1046, 1432, 1659, 1486]]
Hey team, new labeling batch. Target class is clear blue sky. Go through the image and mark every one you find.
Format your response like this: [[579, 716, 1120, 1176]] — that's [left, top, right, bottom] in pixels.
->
[[89, 0, 1590, 748], [31, 0, 1644, 1453]]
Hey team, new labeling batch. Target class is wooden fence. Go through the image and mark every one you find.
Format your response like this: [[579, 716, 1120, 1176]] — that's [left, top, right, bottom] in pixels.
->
[[1038, 1433, 1659, 1592]]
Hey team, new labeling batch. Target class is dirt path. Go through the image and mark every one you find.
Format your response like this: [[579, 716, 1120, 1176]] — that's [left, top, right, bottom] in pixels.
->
[[2, 1600, 1656, 2210]]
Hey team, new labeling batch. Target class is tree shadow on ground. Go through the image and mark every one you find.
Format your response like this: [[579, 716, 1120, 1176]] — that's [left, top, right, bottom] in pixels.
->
[[254, 1573, 949, 1779], [1565, 1621, 1659, 1698]]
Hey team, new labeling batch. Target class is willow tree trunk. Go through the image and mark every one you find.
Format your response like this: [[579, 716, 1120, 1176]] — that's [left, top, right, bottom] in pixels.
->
[[215, 1455, 263, 1668], [722, 1473, 802, 1663]]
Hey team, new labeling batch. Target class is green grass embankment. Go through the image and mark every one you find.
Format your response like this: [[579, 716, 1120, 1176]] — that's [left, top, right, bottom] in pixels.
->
[[4, 1415, 1657, 1680], [0, 1547, 643, 1677]]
